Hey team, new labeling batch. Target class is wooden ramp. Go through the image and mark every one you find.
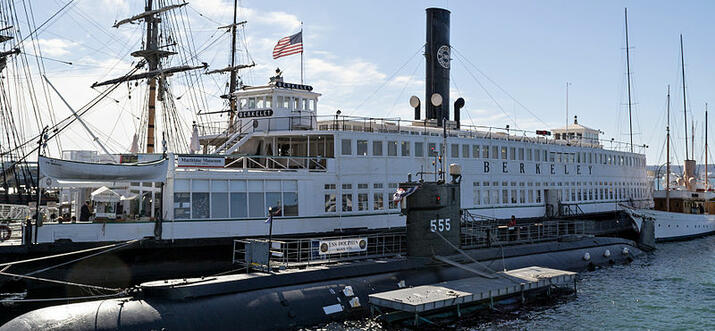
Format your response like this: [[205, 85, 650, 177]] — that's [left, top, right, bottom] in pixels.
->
[[369, 266, 576, 314]]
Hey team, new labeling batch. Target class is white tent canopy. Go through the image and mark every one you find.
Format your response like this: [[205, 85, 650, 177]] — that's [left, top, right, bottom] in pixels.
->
[[91, 186, 121, 202]]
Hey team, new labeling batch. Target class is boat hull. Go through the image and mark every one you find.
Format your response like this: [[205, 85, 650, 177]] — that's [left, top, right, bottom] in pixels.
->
[[625, 208, 715, 241]]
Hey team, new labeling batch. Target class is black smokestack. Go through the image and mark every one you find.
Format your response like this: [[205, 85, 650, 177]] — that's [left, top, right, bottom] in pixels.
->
[[425, 8, 450, 126]]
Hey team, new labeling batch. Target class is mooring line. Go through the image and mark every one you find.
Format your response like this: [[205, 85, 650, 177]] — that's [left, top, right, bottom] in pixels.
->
[[0, 270, 122, 292], [0, 239, 140, 268], [25, 239, 142, 276]]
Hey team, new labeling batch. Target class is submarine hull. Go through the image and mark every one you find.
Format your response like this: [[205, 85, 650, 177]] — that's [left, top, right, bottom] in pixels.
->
[[2, 237, 640, 331]]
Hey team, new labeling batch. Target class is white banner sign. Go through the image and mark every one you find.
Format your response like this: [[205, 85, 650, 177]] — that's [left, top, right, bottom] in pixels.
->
[[177, 156, 225, 168], [318, 237, 367, 255]]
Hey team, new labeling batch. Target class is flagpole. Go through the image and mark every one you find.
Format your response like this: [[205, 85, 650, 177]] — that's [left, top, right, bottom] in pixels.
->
[[300, 21, 304, 84]]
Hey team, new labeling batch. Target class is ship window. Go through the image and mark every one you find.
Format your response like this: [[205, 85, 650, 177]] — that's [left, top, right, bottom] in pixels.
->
[[357, 140, 368, 156], [415, 142, 424, 157], [342, 193, 353, 211], [325, 193, 336, 212], [294, 98, 301, 110], [192, 192, 209, 219], [402, 141, 411, 156], [501, 146, 507, 159], [358, 183, 368, 190], [520, 190, 526, 204], [473, 145, 480, 158], [230, 193, 248, 218], [373, 183, 383, 189], [248, 192, 264, 217], [358, 193, 369, 211], [463, 144, 470, 158], [248, 97, 256, 109], [510, 147, 516, 160], [388, 141, 398, 156], [211, 192, 229, 218], [492, 146, 499, 159], [518, 148, 524, 160], [257, 97, 265, 109], [174, 193, 190, 219], [342, 183, 352, 190], [536, 190, 542, 203], [304, 99, 310, 111], [372, 192, 383, 210], [549, 152, 555, 162], [483, 145, 489, 158], [528, 190, 534, 203], [502, 190, 508, 205], [373, 141, 383, 156], [283, 192, 298, 216], [282, 96, 290, 109], [341, 139, 352, 155], [266, 96, 272, 108], [526, 148, 532, 161], [535, 150, 540, 161], [239, 98, 247, 110]]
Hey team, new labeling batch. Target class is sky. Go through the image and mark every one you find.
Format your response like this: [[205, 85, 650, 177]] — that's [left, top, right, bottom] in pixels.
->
[[3, 0, 715, 165]]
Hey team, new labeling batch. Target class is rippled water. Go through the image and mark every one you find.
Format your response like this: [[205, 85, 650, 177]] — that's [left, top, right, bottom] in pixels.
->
[[318, 236, 715, 330]]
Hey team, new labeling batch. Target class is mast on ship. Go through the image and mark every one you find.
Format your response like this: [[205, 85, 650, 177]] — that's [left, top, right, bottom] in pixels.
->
[[205, 0, 255, 133], [679, 34, 696, 191], [666, 85, 671, 211], [624, 8, 634, 153], [92, 0, 206, 153], [706, 103, 708, 193]]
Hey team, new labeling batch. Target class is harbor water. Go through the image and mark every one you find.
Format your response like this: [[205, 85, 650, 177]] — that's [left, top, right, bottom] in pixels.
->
[[317, 236, 715, 330]]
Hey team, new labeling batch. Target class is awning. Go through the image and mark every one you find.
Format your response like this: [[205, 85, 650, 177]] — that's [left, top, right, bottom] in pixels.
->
[[91, 186, 121, 203]]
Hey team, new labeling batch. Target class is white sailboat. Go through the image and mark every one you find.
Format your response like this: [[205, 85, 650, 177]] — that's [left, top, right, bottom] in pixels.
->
[[624, 36, 715, 241]]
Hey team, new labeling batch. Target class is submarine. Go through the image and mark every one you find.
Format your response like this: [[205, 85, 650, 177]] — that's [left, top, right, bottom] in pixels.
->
[[1, 161, 643, 330]]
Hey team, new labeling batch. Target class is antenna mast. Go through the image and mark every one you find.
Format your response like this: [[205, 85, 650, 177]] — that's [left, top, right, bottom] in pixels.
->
[[706, 103, 709, 193], [681, 34, 689, 160], [624, 8, 634, 153]]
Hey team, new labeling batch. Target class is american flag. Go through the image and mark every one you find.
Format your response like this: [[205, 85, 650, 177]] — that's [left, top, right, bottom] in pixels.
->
[[272, 32, 303, 59]]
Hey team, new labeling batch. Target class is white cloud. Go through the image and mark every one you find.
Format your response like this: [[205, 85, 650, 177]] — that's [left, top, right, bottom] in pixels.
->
[[37, 38, 79, 57]]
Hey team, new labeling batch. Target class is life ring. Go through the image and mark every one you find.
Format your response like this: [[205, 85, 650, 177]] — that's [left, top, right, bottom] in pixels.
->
[[0, 225, 11, 241]]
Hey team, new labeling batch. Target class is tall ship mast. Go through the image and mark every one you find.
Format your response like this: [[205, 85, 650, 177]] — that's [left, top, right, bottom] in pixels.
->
[[205, 0, 255, 133], [91, 0, 206, 154]]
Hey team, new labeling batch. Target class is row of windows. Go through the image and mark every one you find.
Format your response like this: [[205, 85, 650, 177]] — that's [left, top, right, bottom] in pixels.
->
[[472, 181, 648, 206], [339, 139, 645, 167], [173, 179, 298, 219], [238, 95, 317, 111], [324, 183, 400, 213]]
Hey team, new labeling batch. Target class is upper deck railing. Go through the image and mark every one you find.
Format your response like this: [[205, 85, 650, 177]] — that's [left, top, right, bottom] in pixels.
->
[[197, 113, 646, 154]]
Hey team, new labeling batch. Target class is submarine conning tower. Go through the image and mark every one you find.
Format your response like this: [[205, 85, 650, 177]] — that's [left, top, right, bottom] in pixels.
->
[[425, 8, 451, 127], [400, 175, 461, 257]]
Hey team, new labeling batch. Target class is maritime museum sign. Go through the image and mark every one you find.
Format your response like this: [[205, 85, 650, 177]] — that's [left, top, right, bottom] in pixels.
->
[[316, 237, 368, 255], [177, 156, 225, 168]]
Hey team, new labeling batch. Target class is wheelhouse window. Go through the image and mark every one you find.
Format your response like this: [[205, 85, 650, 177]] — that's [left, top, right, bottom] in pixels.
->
[[401, 141, 410, 156]]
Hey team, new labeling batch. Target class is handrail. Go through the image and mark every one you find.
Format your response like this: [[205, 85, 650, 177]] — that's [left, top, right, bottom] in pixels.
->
[[197, 113, 646, 154]]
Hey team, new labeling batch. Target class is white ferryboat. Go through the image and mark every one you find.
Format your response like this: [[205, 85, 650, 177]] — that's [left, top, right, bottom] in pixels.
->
[[28, 8, 651, 245]]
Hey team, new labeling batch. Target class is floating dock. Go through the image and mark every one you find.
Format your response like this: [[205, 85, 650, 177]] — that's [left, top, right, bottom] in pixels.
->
[[369, 266, 576, 325]]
